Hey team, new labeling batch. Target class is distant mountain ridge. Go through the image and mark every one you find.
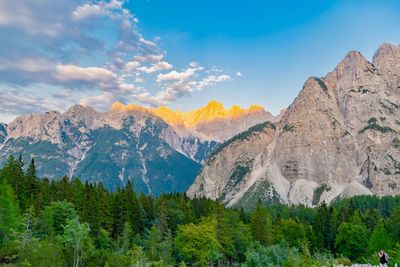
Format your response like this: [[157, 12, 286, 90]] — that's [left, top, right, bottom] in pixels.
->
[[0, 101, 274, 194], [188, 43, 400, 208], [112, 100, 275, 142]]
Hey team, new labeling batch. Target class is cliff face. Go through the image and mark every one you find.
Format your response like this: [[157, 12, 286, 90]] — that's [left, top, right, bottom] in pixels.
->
[[188, 44, 400, 208]]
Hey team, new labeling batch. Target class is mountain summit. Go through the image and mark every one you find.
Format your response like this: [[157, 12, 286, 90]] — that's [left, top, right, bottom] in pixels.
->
[[188, 43, 400, 208]]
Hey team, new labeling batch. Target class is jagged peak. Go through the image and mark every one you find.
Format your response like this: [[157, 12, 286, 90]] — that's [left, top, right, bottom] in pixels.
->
[[110, 101, 148, 113], [372, 42, 400, 67], [151, 106, 185, 127], [373, 43, 400, 59], [204, 100, 225, 111], [65, 104, 96, 114], [151, 101, 268, 128], [323, 49, 378, 91], [248, 104, 264, 112], [106, 100, 271, 129], [337, 50, 371, 70]]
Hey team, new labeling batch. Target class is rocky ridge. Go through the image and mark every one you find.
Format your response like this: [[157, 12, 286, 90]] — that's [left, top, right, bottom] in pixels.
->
[[0, 101, 273, 194]]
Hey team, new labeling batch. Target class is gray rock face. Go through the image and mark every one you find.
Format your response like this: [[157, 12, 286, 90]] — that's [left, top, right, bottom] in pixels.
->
[[188, 44, 400, 208]]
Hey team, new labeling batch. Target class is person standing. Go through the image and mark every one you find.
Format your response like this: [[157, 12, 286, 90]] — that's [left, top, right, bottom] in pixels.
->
[[378, 250, 388, 267]]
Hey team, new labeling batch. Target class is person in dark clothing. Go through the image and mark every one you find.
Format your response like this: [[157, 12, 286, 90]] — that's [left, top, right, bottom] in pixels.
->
[[378, 250, 388, 267]]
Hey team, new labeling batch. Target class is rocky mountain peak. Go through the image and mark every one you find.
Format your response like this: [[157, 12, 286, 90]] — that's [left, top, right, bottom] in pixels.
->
[[66, 104, 97, 115], [110, 101, 149, 113], [324, 50, 377, 90], [151, 106, 185, 128], [372, 43, 400, 95], [373, 43, 400, 66], [63, 105, 98, 127], [7, 110, 62, 143]]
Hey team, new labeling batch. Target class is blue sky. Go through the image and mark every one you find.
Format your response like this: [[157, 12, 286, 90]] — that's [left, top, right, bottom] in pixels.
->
[[0, 0, 400, 122]]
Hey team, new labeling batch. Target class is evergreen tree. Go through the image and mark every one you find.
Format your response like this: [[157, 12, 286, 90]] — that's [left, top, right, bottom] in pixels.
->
[[0, 180, 22, 243], [35, 178, 51, 211], [250, 201, 273, 246], [24, 158, 39, 210], [159, 229, 174, 265], [97, 182, 112, 232], [314, 202, 336, 251], [388, 207, 400, 243], [123, 181, 145, 235], [0, 155, 25, 209], [39, 201, 78, 236], [216, 203, 235, 263], [144, 225, 162, 261], [363, 208, 381, 232]]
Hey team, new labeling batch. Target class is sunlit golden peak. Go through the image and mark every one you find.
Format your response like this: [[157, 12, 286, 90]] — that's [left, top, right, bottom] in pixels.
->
[[110, 102, 147, 112], [110, 101, 266, 128]]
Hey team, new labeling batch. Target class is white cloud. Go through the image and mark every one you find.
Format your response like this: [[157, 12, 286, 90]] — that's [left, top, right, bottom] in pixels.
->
[[197, 74, 231, 90], [125, 61, 141, 71], [55, 64, 138, 93], [236, 71, 242, 76], [138, 61, 173, 73], [156, 63, 203, 82], [134, 54, 164, 63], [72, 0, 124, 21], [55, 64, 117, 83], [136, 72, 231, 106]]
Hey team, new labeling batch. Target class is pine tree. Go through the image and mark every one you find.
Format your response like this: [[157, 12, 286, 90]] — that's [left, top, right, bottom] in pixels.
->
[[123, 181, 145, 235], [97, 182, 112, 232], [145, 225, 162, 261], [250, 201, 273, 246], [25, 158, 39, 210], [216, 203, 235, 263], [111, 188, 126, 238], [35, 178, 51, 211], [81, 182, 100, 235], [0, 180, 22, 243], [0, 155, 25, 209], [314, 202, 336, 251]]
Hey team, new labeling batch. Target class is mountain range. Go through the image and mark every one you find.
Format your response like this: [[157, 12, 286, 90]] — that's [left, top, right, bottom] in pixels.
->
[[2, 43, 400, 207], [0, 101, 274, 194], [188, 43, 400, 208]]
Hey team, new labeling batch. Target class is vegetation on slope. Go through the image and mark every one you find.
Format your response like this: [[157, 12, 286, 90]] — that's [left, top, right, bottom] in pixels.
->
[[209, 121, 275, 159]]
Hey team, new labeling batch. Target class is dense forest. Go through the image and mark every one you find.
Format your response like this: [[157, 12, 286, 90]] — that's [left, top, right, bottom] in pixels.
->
[[1, 156, 400, 266]]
